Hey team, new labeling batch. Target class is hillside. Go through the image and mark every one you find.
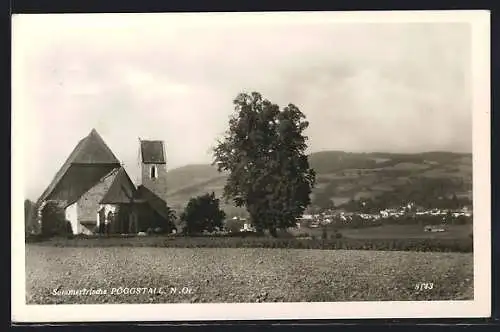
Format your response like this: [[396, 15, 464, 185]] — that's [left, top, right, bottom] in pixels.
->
[[166, 164, 225, 193], [166, 151, 472, 216]]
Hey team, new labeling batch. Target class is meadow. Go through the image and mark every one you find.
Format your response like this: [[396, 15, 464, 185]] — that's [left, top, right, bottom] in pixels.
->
[[26, 232, 472, 252], [25, 246, 473, 304], [287, 223, 472, 239], [340, 224, 472, 240]]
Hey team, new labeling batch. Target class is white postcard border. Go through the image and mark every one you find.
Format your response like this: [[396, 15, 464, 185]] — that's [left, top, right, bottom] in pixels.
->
[[11, 10, 491, 322]]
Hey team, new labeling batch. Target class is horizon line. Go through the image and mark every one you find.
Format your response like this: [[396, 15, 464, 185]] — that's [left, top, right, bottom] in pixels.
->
[[167, 148, 472, 171]]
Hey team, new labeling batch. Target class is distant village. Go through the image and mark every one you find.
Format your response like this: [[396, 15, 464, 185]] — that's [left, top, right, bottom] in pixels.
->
[[231, 202, 473, 233]]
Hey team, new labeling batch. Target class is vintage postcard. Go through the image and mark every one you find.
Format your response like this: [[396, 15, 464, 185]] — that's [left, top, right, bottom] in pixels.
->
[[11, 10, 491, 322]]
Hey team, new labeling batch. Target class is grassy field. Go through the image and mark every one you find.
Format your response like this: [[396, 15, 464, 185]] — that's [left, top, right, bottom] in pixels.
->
[[289, 224, 472, 240], [25, 233, 473, 252], [340, 224, 473, 240], [26, 245, 473, 304]]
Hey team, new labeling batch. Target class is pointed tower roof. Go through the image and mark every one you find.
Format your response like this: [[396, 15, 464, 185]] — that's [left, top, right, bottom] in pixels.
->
[[36, 129, 121, 205], [140, 140, 166, 164]]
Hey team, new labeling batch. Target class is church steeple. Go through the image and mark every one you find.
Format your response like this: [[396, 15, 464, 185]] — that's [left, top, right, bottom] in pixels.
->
[[139, 139, 168, 203]]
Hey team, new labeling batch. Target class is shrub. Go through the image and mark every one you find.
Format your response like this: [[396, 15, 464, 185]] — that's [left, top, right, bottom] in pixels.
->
[[40, 201, 72, 237], [181, 192, 226, 235]]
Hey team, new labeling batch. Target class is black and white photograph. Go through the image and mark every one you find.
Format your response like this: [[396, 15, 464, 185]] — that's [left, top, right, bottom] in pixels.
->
[[11, 11, 490, 322]]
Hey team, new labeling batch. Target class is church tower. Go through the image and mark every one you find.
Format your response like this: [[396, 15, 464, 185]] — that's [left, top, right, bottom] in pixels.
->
[[139, 139, 168, 203]]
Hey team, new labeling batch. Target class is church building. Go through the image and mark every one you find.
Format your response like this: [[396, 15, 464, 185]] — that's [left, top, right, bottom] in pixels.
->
[[33, 129, 176, 235]]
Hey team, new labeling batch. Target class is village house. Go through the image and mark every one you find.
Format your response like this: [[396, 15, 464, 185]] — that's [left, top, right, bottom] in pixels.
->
[[240, 221, 256, 233], [33, 129, 176, 235]]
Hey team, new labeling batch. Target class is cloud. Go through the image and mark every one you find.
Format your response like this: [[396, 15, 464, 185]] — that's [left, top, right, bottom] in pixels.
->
[[12, 15, 472, 200]]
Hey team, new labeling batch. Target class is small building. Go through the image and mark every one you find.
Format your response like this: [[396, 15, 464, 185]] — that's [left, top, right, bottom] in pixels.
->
[[298, 214, 314, 221], [240, 222, 256, 232], [379, 210, 390, 218]]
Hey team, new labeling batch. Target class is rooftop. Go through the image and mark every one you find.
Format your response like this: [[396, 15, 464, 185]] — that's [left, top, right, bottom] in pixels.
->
[[140, 140, 166, 164]]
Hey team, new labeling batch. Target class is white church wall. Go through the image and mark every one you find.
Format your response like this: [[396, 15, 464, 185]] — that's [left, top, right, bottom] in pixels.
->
[[65, 202, 79, 234]]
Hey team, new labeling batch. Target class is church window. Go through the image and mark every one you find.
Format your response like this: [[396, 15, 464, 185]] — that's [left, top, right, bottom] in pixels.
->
[[150, 165, 157, 179]]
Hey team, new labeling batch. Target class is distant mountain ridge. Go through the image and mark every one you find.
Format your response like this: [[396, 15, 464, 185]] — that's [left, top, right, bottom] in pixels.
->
[[166, 151, 472, 216]]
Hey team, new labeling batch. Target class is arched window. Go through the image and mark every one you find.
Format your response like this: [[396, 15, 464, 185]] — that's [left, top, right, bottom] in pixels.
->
[[150, 165, 157, 179]]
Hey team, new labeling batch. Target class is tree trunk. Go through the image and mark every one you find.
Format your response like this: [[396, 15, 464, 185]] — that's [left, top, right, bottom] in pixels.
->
[[269, 227, 278, 238]]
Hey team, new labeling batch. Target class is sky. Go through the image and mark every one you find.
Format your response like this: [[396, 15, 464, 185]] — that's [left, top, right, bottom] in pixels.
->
[[12, 13, 473, 201]]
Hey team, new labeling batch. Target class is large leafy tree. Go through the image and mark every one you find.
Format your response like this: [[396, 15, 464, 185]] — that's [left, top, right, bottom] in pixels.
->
[[213, 92, 316, 237], [181, 192, 226, 235]]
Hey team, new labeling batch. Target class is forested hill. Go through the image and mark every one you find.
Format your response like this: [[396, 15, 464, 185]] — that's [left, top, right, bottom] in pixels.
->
[[165, 151, 472, 216]]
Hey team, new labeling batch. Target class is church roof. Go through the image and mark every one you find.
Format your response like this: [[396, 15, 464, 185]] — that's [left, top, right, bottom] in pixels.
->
[[140, 140, 166, 164], [135, 185, 171, 221], [100, 167, 137, 204], [49, 166, 119, 207], [72, 129, 121, 164], [36, 129, 121, 206]]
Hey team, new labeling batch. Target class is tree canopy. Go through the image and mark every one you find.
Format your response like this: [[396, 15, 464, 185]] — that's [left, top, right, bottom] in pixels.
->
[[213, 92, 316, 237]]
